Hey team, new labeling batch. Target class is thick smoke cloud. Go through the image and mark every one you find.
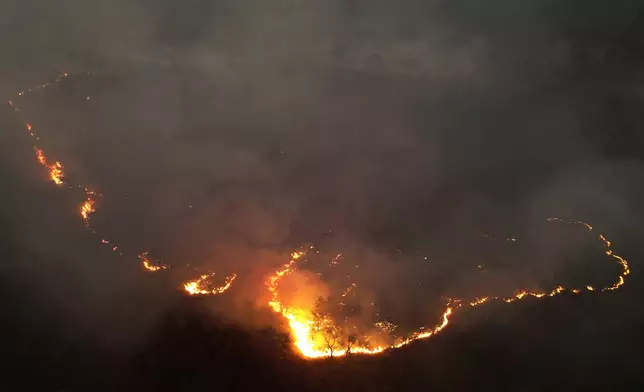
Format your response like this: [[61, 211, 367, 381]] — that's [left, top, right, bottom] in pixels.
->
[[1, 0, 644, 356]]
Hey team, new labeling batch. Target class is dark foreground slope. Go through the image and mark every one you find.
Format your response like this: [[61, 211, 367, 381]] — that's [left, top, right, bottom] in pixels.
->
[[2, 270, 644, 392], [3, 2, 644, 390]]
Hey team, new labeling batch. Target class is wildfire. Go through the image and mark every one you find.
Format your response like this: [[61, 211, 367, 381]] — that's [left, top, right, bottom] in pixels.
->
[[184, 273, 237, 295], [80, 199, 95, 223], [10, 75, 190, 278], [469, 297, 489, 306], [266, 219, 631, 359], [32, 147, 64, 185], [266, 249, 459, 358], [138, 252, 169, 272], [11, 74, 180, 275], [35, 148, 46, 165], [10, 73, 632, 362], [48, 161, 64, 185]]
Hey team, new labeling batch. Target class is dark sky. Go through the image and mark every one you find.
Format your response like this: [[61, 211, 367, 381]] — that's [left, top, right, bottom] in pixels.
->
[[1, 1, 644, 390]]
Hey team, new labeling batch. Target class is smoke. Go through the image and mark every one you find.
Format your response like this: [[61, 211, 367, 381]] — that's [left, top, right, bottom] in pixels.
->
[[1, 0, 644, 358]]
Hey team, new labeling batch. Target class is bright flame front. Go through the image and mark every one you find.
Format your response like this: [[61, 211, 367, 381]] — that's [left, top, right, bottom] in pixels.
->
[[266, 220, 630, 359], [184, 273, 237, 295]]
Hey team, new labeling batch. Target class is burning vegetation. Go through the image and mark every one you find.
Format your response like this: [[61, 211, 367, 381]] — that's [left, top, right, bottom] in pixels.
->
[[183, 273, 237, 295], [265, 219, 629, 359], [8, 73, 632, 361]]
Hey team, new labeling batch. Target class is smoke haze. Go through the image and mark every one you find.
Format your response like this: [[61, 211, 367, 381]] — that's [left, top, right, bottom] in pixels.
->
[[1, 0, 644, 387]]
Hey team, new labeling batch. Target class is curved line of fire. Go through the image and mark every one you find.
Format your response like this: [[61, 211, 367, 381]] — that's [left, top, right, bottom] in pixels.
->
[[9, 72, 235, 294], [9, 73, 631, 360], [265, 218, 630, 358]]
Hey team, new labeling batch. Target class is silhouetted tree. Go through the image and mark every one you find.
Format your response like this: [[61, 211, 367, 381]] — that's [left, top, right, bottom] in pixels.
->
[[311, 296, 343, 356]]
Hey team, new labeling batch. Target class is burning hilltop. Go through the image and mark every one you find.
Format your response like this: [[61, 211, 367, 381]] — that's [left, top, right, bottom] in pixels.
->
[[265, 219, 630, 359]]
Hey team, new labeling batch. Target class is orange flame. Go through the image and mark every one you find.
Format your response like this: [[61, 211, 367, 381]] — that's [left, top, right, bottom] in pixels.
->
[[33, 148, 64, 185], [266, 220, 630, 359], [184, 273, 237, 295], [35, 148, 47, 165], [25, 123, 35, 137], [266, 249, 457, 358], [48, 161, 64, 185], [11, 75, 631, 361], [80, 199, 96, 224], [138, 252, 169, 272]]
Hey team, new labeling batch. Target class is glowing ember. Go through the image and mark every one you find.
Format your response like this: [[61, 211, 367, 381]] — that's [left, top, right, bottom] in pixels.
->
[[138, 252, 169, 272], [184, 273, 237, 295], [35, 148, 47, 165], [48, 161, 64, 185], [469, 297, 489, 306], [9, 74, 632, 362], [266, 219, 630, 359], [143, 261, 163, 272], [33, 148, 64, 185], [80, 199, 96, 223], [266, 249, 459, 358], [340, 283, 356, 298], [10, 74, 187, 278]]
